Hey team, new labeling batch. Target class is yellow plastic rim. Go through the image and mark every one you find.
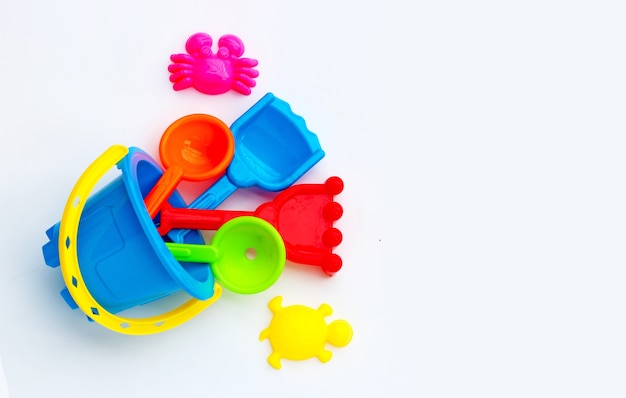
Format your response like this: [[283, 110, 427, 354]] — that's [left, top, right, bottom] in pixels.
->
[[58, 145, 221, 335]]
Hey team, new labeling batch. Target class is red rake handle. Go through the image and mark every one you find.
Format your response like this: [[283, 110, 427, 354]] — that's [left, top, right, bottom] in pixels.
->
[[158, 204, 250, 236]]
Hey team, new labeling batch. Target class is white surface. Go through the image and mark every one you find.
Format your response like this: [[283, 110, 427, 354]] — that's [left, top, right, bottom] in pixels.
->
[[1, 1, 625, 397]]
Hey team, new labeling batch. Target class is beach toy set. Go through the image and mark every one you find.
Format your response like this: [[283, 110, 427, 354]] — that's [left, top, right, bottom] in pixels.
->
[[41, 32, 352, 367]]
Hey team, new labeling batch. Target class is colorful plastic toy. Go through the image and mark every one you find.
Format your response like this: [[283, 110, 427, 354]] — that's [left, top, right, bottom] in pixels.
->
[[259, 296, 353, 370], [169, 92, 325, 243], [169, 33, 259, 95], [144, 114, 234, 218], [40, 88, 346, 338], [159, 177, 344, 275], [42, 145, 221, 335], [166, 216, 286, 295]]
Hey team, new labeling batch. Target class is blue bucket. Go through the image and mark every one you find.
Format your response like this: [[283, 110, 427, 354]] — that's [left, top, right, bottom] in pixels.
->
[[42, 147, 215, 315]]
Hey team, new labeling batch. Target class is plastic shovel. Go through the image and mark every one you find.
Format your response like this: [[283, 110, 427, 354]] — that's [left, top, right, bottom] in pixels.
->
[[144, 114, 234, 218], [159, 177, 344, 276], [168, 93, 325, 242], [166, 216, 286, 294], [190, 92, 324, 209]]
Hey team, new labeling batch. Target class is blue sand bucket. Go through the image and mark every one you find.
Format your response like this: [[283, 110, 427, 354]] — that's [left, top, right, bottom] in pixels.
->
[[42, 147, 215, 314]]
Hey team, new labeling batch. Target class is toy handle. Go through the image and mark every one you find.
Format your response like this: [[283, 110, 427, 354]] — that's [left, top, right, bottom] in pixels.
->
[[166, 242, 221, 263], [144, 165, 184, 218], [58, 145, 221, 335], [159, 205, 249, 235], [189, 173, 238, 210], [168, 174, 238, 243]]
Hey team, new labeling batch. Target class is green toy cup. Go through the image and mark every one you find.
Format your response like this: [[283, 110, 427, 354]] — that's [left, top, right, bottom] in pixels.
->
[[166, 216, 286, 294]]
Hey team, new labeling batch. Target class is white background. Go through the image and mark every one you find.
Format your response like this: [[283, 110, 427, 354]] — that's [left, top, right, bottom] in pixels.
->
[[1, 0, 625, 397]]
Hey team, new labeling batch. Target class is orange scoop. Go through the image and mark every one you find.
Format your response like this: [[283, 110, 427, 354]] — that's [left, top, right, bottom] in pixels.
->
[[144, 114, 234, 218]]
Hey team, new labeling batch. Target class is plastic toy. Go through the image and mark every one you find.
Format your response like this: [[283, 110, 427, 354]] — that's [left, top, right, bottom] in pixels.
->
[[42, 145, 221, 335], [40, 89, 347, 338], [169, 92, 325, 243], [259, 296, 353, 369], [169, 33, 259, 95], [144, 114, 234, 218], [166, 216, 286, 294], [159, 177, 344, 275]]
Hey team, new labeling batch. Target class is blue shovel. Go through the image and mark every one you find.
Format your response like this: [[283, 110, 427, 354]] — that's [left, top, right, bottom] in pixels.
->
[[168, 92, 325, 242]]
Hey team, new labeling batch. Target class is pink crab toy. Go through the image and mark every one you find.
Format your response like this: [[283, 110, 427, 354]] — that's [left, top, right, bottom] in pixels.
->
[[168, 33, 259, 95]]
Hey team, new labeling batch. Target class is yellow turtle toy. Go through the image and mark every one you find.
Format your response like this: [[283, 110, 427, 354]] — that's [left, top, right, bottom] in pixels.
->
[[259, 296, 353, 369]]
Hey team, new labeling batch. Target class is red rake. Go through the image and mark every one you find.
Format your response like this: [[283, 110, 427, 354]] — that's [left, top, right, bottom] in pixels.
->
[[158, 177, 344, 276]]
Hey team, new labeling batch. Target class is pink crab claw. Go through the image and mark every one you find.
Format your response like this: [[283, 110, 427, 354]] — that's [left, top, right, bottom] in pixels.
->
[[185, 33, 213, 57], [168, 32, 259, 95], [217, 34, 244, 58]]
